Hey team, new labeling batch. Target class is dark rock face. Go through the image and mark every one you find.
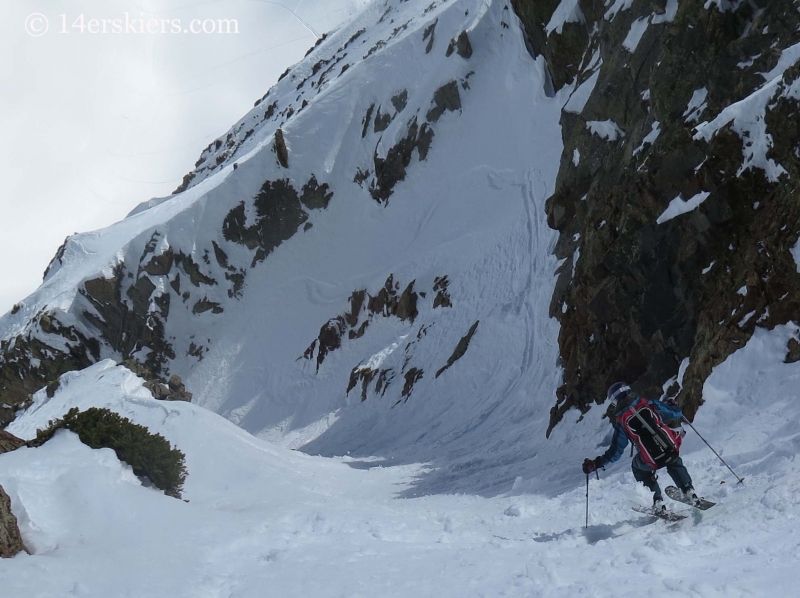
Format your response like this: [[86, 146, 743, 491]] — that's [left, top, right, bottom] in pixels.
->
[[513, 0, 800, 432], [423, 20, 437, 54], [370, 118, 435, 202], [446, 31, 473, 59], [121, 359, 192, 402], [274, 129, 289, 168], [0, 484, 24, 558], [391, 90, 409, 113], [426, 81, 462, 122], [302, 275, 422, 372], [436, 320, 480, 378], [0, 429, 25, 454], [0, 315, 99, 427], [222, 178, 326, 265], [82, 264, 176, 376]]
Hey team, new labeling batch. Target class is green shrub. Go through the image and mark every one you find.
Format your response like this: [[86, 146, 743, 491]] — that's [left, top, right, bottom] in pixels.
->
[[32, 407, 187, 499]]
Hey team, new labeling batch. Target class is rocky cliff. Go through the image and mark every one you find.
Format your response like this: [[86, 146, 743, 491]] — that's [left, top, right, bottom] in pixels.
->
[[514, 0, 800, 431]]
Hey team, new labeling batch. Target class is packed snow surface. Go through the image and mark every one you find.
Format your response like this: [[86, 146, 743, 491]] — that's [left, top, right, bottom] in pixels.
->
[[2, 323, 800, 597]]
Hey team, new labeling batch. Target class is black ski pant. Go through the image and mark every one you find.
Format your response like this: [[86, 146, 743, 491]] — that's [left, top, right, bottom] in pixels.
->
[[631, 454, 692, 500]]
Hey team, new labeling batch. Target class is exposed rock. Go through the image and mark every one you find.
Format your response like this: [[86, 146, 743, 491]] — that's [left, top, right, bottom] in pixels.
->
[[374, 108, 393, 133], [274, 128, 289, 168], [348, 365, 392, 401], [433, 275, 452, 308], [300, 176, 334, 210], [446, 31, 473, 59], [391, 90, 409, 113], [436, 320, 479, 378], [0, 484, 24, 559], [222, 178, 322, 265], [401, 367, 424, 401], [192, 299, 223, 315], [141, 247, 174, 276], [426, 81, 462, 123], [354, 168, 370, 187], [43, 236, 70, 280], [511, 0, 589, 92], [122, 359, 192, 402], [0, 430, 25, 455], [81, 266, 175, 376], [787, 338, 800, 365], [174, 253, 216, 287], [0, 314, 99, 427], [423, 20, 437, 54], [511, 0, 800, 432], [362, 104, 375, 138], [302, 276, 423, 370], [370, 118, 435, 202], [212, 242, 229, 269]]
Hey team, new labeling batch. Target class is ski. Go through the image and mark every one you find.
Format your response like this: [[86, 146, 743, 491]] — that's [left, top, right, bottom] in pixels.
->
[[665, 486, 715, 510], [632, 505, 687, 522]]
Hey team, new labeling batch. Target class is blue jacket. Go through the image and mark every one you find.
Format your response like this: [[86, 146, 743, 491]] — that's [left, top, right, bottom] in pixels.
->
[[596, 398, 683, 468]]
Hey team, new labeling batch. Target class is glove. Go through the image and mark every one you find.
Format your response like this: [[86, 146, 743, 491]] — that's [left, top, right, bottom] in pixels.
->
[[582, 458, 599, 475]]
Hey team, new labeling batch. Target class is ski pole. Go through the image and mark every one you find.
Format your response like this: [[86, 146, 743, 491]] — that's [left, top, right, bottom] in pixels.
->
[[585, 473, 589, 529], [682, 416, 745, 485]]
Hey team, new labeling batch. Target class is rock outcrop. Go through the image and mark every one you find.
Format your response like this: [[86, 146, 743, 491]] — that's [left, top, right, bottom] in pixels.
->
[[0, 429, 26, 454], [0, 484, 24, 558], [513, 0, 800, 431]]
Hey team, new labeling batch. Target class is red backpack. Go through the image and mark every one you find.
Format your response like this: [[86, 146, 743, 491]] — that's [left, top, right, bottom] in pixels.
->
[[617, 397, 682, 468]]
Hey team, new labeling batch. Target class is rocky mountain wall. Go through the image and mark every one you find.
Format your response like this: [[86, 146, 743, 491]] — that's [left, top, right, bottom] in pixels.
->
[[513, 0, 800, 431]]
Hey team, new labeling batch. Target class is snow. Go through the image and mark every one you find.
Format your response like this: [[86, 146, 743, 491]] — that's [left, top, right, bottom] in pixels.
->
[[759, 41, 800, 81], [702, 260, 716, 274], [0, 0, 572, 497], [604, 0, 634, 21], [622, 17, 650, 53], [563, 69, 600, 114], [683, 88, 708, 123], [0, 0, 369, 316], [633, 120, 661, 155], [652, 0, 679, 24], [587, 120, 625, 141], [693, 51, 798, 182], [3, 0, 800, 593], [3, 327, 800, 596], [573, 148, 581, 166], [792, 238, 800, 272], [656, 192, 711, 224], [546, 0, 585, 36]]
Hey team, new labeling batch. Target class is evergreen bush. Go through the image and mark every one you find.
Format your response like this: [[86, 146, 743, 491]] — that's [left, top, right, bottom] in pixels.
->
[[33, 407, 187, 498]]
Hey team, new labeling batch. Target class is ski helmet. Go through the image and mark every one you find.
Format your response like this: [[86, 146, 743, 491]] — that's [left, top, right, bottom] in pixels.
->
[[607, 382, 631, 405]]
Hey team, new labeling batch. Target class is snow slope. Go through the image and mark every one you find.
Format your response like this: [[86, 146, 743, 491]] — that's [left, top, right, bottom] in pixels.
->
[[0, 0, 574, 496], [2, 324, 800, 597], [0, 0, 370, 315]]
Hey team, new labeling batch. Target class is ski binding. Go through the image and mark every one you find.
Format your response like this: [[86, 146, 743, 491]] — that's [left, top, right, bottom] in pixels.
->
[[632, 505, 687, 522], [665, 486, 715, 511]]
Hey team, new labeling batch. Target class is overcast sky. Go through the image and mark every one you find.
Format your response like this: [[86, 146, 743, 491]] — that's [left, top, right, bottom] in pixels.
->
[[0, 0, 367, 315]]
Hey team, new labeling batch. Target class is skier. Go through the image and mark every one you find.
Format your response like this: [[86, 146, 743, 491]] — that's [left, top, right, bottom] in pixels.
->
[[581, 382, 702, 513]]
